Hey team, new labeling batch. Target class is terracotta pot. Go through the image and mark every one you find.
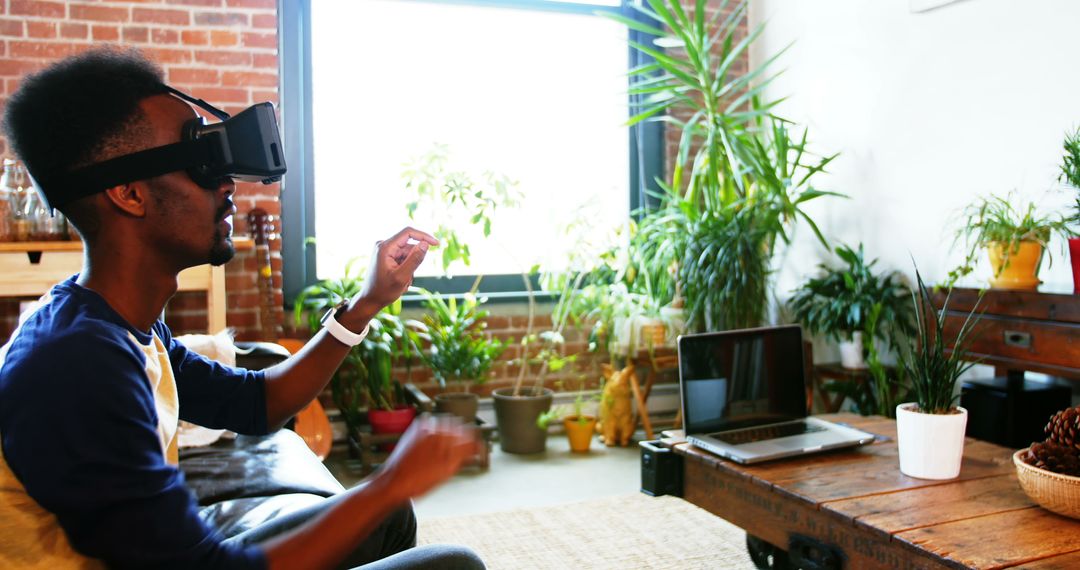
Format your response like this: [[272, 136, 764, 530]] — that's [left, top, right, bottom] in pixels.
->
[[492, 387, 553, 454], [367, 406, 416, 452], [434, 392, 479, 422], [563, 415, 598, 453], [987, 240, 1043, 290], [1070, 237, 1080, 294], [896, 403, 967, 480]]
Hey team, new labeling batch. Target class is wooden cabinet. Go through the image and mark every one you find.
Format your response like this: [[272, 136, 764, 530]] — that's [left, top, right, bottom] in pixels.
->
[[936, 288, 1080, 380], [0, 239, 252, 334]]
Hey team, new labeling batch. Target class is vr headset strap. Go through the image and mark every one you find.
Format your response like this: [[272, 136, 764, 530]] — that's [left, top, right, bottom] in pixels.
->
[[41, 138, 219, 207]]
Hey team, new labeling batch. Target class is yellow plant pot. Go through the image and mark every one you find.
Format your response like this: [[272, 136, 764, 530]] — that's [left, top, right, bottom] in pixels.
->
[[987, 241, 1043, 290], [564, 415, 598, 453]]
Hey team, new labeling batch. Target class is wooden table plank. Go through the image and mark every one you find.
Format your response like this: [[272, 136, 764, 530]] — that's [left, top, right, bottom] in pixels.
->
[[1017, 550, 1080, 569], [823, 473, 1034, 536], [897, 507, 1080, 569]]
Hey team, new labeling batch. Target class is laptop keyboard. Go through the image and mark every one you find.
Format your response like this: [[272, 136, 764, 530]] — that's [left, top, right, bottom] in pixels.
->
[[715, 421, 826, 445]]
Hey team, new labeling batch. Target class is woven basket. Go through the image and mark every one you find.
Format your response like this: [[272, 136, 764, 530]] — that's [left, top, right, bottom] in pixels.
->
[[1014, 448, 1080, 519]]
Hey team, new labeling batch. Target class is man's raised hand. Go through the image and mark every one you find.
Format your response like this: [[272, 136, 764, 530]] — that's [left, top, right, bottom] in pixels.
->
[[359, 227, 439, 310]]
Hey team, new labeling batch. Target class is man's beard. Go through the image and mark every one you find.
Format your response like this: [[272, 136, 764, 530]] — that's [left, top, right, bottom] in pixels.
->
[[209, 234, 235, 266], [209, 215, 236, 266]]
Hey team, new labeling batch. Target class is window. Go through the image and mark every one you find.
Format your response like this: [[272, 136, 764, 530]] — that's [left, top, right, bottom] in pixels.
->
[[280, 0, 662, 300]]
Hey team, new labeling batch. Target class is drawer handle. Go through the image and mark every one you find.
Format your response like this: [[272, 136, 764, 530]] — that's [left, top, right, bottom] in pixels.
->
[[1004, 330, 1032, 349]]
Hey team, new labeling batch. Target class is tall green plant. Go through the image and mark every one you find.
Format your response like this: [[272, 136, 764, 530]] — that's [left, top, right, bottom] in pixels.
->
[[900, 270, 982, 415], [612, 0, 838, 332], [1060, 126, 1080, 224]]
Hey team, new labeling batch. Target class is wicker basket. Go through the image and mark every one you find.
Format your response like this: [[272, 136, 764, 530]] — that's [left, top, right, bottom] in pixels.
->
[[1013, 448, 1080, 519]]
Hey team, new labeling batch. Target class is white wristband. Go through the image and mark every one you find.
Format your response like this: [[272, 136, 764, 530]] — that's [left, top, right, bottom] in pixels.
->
[[320, 304, 370, 347]]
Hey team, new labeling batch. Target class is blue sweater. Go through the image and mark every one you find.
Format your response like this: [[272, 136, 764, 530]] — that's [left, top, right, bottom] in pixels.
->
[[0, 278, 268, 569]]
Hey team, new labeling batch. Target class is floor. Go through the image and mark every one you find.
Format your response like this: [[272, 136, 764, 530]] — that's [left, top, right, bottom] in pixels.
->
[[325, 429, 645, 519]]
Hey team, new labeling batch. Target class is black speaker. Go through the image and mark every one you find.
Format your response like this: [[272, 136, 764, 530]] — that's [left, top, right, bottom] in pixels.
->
[[640, 439, 683, 497], [961, 376, 1072, 448]]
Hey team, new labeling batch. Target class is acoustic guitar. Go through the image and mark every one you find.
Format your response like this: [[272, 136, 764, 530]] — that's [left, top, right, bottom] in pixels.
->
[[247, 208, 333, 460]]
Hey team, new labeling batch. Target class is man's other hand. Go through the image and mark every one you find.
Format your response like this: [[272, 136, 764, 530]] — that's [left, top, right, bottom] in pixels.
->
[[377, 415, 480, 502]]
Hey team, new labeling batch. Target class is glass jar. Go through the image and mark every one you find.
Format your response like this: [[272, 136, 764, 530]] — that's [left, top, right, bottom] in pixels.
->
[[4, 159, 31, 242]]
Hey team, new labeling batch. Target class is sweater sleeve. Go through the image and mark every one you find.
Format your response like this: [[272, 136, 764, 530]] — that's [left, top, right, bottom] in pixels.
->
[[0, 331, 267, 570], [159, 324, 269, 435]]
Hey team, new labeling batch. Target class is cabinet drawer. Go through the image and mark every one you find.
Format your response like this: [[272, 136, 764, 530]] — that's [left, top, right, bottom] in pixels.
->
[[0, 250, 83, 297], [944, 313, 1080, 375]]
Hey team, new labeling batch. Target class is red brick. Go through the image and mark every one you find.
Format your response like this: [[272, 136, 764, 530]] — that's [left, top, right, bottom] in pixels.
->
[[151, 28, 179, 44], [26, 21, 55, 38], [194, 50, 250, 66], [167, 0, 223, 6], [142, 47, 192, 64], [180, 29, 208, 45], [133, 7, 190, 26], [241, 31, 275, 49], [9, 41, 79, 59], [253, 53, 277, 69], [191, 86, 248, 104], [251, 90, 278, 104], [193, 11, 247, 26], [252, 14, 275, 29], [226, 0, 275, 7], [10, 1, 65, 19], [123, 26, 149, 43], [69, 4, 130, 22], [60, 23, 89, 40], [92, 25, 120, 41], [222, 70, 276, 88], [0, 19, 23, 37], [209, 30, 238, 47], [168, 67, 219, 85]]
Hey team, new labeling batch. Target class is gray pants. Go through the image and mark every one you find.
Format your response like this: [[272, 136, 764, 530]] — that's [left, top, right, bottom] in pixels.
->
[[223, 491, 485, 570]]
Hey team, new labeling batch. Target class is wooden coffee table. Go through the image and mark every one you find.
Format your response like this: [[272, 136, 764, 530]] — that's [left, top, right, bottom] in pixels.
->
[[672, 413, 1080, 569]]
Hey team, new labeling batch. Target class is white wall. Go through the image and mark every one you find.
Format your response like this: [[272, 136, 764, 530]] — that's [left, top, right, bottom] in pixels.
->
[[750, 0, 1078, 296]]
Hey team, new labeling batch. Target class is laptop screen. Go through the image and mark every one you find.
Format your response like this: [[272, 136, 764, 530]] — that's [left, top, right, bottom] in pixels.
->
[[678, 325, 809, 435]]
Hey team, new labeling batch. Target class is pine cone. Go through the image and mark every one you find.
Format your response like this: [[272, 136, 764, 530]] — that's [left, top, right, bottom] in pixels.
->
[[1026, 440, 1080, 476], [1046, 407, 1080, 451]]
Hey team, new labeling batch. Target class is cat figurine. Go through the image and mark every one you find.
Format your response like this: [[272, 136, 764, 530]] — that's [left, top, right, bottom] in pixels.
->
[[597, 363, 636, 447]]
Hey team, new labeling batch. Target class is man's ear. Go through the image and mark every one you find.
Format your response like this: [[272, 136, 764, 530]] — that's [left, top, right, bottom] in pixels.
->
[[102, 182, 149, 217]]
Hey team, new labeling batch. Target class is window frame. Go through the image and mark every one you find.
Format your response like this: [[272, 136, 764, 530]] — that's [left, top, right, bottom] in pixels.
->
[[279, 0, 662, 304]]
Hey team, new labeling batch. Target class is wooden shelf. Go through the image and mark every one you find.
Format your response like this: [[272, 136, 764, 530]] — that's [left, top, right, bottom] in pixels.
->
[[0, 236, 254, 253], [0, 236, 253, 333]]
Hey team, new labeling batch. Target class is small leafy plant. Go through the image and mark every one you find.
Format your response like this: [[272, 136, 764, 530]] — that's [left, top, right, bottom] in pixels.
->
[[900, 269, 982, 415], [410, 288, 506, 393], [789, 243, 914, 344], [949, 194, 1073, 285]]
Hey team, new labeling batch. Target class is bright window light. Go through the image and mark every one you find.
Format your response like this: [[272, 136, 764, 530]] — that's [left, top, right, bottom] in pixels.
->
[[310, 0, 630, 280]]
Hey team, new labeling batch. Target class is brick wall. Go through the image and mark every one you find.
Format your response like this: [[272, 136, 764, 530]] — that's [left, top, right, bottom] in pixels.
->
[[0, 0, 282, 342]]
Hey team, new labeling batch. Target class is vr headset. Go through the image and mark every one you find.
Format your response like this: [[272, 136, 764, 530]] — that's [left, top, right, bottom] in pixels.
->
[[37, 84, 286, 210]]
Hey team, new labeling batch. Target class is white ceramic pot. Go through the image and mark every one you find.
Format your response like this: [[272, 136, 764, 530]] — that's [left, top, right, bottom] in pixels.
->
[[838, 331, 867, 369], [896, 403, 968, 480]]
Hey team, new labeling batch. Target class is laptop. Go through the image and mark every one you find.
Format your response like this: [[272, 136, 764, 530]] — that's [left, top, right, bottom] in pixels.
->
[[678, 325, 876, 464]]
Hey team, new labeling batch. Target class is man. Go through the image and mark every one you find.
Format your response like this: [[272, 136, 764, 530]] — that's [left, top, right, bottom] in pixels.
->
[[0, 47, 483, 569]]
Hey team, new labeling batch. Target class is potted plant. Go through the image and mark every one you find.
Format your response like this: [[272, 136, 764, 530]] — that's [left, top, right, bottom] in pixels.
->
[[790, 243, 914, 369], [895, 269, 982, 480], [411, 288, 506, 421], [951, 194, 1074, 290], [1058, 126, 1080, 293], [613, 0, 839, 333], [293, 259, 418, 445], [536, 383, 598, 454]]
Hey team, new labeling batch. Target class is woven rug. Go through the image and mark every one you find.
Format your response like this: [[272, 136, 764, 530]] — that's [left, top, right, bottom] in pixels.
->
[[417, 493, 754, 569]]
